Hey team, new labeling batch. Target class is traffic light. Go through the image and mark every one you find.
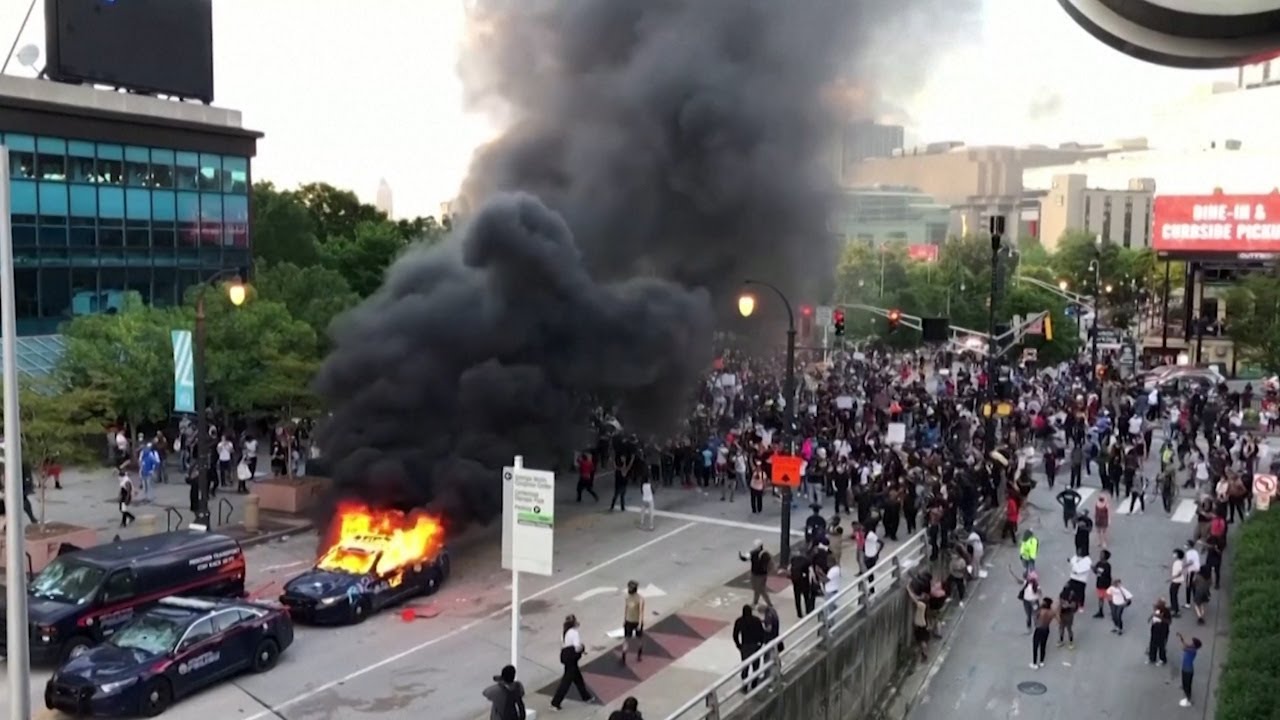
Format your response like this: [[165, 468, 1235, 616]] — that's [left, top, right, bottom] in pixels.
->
[[1044, 314, 1054, 342], [887, 308, 902, 333], [833, 308, 845, 336], [800, 305, 813, 338]]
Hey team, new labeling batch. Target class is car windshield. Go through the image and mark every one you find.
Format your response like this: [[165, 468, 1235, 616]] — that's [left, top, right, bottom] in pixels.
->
[[30, 558, 106, 604], [108, 614, 187, 655]]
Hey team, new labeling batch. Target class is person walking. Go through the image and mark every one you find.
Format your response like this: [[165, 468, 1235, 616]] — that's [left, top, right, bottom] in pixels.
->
[[1169, 549, 1185, 618], [1092, 549, 1113, 618], [620, 580, 645, 664], [638, 477, 655, 531], [1177, 633, 1202, 708], [1107, 578, 1134, 635], [1016, 571, 1042, 633], [550, 615, 592, 710], [576, 452, 598, 502], [1147, 599, 1172, 666], [1067, 551, 1092, 610], [482, 665, 527, 720], [1031, 597, 1054, 669], [609, 446, 635, 512], [789, 550, 814, 618], [732, 604, 765, 693], [118, 465, 137, 528], [739, 540, 774, 608], [1056, 487, 1082, 531], [1019, 529, 1039, 574], [748, 461, 767, 514], [1056, 584, 1077, 649], [1094, 495, 1111, 548]]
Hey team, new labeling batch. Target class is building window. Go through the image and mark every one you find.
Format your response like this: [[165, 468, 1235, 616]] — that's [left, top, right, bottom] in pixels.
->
[[198, 154, 222, 191], [125, 146, 150, 187], [96, 144, 124, 185], [225, 195, 249, 247], [68, 141, 96, 183], [5, 134, 35, 180], [36, 137, 67, 181], [39, 267, 72, 322], [1101, 196, 1113, 243], [151, 149, 175, 188], [175, 152, 200, 190], [223, 156, 248, 193], [1084, 195, 1092, 230], [1143, 201, 1152, 247], [177, 191, 200, 246], [1122, 197, 1134, 248]]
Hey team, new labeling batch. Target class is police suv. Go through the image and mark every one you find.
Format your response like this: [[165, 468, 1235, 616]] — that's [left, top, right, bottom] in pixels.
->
[[44, 597, 294, 717]]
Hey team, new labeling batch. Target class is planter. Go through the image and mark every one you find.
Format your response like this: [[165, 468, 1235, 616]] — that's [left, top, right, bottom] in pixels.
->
[[253, 476, 331, 515], [0, 522, 98, 575]]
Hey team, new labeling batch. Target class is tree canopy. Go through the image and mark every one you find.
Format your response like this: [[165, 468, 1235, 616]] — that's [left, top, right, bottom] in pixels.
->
[[1226, 274, 1280, 375]]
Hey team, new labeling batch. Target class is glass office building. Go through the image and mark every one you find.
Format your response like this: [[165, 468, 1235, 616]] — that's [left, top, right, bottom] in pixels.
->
[[0, 75, 261, 348]]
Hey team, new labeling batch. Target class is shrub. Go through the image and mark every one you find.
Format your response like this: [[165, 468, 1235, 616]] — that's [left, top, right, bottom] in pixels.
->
[[1217, 509, 1280, 720]]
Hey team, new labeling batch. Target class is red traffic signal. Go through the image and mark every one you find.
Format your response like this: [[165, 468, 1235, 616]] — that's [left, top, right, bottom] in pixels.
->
[[833, 308, 846, 337], [801, 305, 813, 316], [887, 308, 902, 332]]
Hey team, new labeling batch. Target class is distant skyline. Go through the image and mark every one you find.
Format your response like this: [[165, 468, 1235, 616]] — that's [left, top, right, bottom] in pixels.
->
[[0, 0, 1248, 218]]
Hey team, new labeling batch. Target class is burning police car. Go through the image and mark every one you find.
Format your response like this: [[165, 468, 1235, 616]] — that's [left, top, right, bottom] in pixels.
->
[[280, 503, 450, 624], [44, 597, 294, 717]]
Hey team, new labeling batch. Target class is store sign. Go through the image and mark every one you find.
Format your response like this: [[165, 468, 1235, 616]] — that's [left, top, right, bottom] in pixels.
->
[[1153, 193, 1280, 254]]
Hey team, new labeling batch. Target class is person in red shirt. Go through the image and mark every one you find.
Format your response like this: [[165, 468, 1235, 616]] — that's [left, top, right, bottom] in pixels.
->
[[1003, 496, 1020, 543], [576, 452, 598, 502]]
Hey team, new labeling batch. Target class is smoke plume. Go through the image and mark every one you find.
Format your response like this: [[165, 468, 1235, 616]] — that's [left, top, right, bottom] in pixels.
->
[[315, 0, 978, 524], [314, 194, 712, 525]]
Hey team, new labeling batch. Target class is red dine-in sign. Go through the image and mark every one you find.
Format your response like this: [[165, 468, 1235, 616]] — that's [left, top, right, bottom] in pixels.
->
[[1153, 192, 1280, 255]]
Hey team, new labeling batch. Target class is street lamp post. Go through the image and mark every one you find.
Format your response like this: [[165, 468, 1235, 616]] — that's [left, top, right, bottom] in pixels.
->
[[739, 280, 796, 566], [985, 231, 1001, 452], [192, 271, 247, 527], [1090, 249, 1102, 387]]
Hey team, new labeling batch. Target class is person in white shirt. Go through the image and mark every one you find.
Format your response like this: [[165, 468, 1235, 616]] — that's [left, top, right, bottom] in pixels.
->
[[1106, 578, 1134, 634], [1068, 553, 1093, 609], [822, 563, 842, 622], [639, 478, 655, 531], [863, 530, 882, 596], [1183, 541, 1202, 609], [216, 437, 234, 487], [1169, 549, 1185, 618], [549, 615, 591, 709], [1127, 414, 1143, 443]]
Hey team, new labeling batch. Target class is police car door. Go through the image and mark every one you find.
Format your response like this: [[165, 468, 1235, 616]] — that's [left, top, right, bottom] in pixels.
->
[[172, 617, 232, 693], [207, 609, 256, 674]]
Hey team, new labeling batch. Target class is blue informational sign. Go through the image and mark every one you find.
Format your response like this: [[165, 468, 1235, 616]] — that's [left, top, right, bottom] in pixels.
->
[[171, 329, 195, 413]]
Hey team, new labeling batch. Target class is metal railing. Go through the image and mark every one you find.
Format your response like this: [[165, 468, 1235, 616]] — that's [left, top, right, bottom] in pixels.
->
[[664, 530, 930, 720], [217, 498, 234, 526], [164, 507, 185, 532]]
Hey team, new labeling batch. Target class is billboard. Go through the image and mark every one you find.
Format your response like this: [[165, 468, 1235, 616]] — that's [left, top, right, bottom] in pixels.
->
[[1153, 192, 1280, 258], [46, 0, 214, 104]]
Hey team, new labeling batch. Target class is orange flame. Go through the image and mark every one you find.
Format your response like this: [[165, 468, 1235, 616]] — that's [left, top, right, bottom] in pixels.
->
[[317, 503, 445, 582]]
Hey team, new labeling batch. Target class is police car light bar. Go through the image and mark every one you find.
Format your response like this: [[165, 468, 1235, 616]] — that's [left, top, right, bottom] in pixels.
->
[[158, 597, 221, 611]]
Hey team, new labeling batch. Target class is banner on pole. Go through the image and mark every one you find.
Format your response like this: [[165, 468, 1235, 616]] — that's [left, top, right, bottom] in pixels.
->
[[171, 330, 195, 413]]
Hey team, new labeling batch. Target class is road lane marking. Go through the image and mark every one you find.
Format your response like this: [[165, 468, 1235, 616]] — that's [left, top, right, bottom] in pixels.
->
[[241, 521, 697, 719], [1171, 499, 1197, 523], [259, 561, 308, 572], [573, 586, 617, 602], [1076, 488, 1096, 505], [627, 506, 806, 536]]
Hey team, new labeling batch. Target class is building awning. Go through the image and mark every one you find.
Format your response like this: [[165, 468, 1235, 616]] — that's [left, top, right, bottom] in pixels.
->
[[0, 335, 67, 378]]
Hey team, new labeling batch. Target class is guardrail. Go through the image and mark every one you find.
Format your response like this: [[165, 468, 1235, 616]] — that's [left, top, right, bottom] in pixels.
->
[[164, 506, 185, 532], [217, 498, 234, 526], [664, 529, 930, 720]]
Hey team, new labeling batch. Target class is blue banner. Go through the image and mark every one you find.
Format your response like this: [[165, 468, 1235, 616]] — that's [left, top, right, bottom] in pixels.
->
[[171, 329, 195, 413]]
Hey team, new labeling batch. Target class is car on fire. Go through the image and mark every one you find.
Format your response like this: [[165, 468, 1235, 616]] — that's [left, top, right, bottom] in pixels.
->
[[44, 596, 294, 717], [279, 505, 450, 624]]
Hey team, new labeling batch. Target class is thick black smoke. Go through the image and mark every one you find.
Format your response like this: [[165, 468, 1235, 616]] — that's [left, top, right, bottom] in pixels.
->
[[314, 194, 712, 525], [460, 0, 981, 304], [316, 0, 979, 523]]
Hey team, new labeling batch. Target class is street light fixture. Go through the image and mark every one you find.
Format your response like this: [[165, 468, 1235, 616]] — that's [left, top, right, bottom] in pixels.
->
[[739, 279, 797, 565], [1058, 279, 1069, 291], [1104, 284, 1113, 294], [193, 270, 248, 528]]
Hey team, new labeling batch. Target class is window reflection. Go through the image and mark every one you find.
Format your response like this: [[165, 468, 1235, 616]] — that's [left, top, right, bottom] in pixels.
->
[[175, 152, 199, 190], [10, 149, 34, 179], [150, 149, 174, 189], [125, 147, 150, 187], [96, 145, 124, 185], [198, 154, 221, 191]]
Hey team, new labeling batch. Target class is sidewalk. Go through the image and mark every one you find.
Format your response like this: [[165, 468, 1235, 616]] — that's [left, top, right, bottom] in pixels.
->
[[7, 462, 309, 549], [496, 512, 914, 720]]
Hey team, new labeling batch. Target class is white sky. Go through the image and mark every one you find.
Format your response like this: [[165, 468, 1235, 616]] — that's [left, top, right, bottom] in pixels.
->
[[0, 0, 1250, 219]]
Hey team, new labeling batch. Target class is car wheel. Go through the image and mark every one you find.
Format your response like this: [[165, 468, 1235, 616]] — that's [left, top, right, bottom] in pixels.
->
[[138, 678, 173, 717], [350, 600, 369, 624], [252, 638, 280, 672], [424, 573, 439, 596], [60, 636, 93, 663], [440, 554, 451, 581]]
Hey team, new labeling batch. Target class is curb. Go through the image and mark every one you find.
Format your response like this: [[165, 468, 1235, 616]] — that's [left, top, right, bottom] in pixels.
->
[[234, 521, 314, 549]]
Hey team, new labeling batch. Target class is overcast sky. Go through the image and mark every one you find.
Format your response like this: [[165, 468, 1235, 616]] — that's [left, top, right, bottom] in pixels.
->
[[1, 0, 1242, 219]]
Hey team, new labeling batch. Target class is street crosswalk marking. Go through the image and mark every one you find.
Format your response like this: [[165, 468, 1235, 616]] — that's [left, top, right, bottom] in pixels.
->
[[1171, 499, 1197, 523], [1076, 488, 1096, 505]]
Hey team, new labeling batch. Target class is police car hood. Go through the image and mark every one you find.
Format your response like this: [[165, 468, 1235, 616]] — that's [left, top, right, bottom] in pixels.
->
[[59, 644, 153, 682], [283, 568, 365, 598]]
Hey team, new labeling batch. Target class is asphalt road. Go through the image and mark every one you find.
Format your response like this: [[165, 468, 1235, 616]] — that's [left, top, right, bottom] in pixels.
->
[[907, 441, 1232, 720], [4, 484, 792, 720]]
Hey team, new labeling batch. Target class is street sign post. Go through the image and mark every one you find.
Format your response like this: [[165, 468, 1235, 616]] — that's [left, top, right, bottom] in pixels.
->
[[503, 459, 555, 673]]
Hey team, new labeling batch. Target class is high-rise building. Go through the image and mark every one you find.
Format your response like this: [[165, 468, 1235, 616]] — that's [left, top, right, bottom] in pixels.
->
[[376, 178, 394, 218], [1037, 174, 1155, 252], [842, 122, 904, 166]]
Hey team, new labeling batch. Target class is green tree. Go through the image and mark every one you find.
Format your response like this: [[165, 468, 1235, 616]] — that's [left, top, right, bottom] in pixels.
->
[[58, 293, 178, 432], [254, 261, 359, 342], [19, 378, 113, 523], [296, 182, 387, 242], [1225, 274, 1280, 374], [194, 288, 321, 418], [252, 182, 321, 267], [319, 220, 410, 297]]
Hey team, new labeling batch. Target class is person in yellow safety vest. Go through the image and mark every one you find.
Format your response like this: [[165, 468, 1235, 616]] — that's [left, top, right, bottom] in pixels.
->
[[1020, 530, 1039, 574]]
